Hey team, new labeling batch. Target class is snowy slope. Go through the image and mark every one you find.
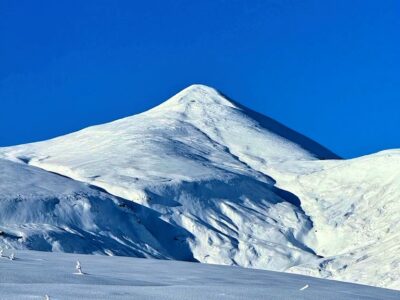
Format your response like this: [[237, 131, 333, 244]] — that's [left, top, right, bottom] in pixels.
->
[[0, 158, 194, 260], [269, 150, 400, 290], [0, 84, 399, 290], [1, 250, 399, 300]]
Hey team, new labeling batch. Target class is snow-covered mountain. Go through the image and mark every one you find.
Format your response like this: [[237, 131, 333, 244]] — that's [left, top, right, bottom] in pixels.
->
[[0, 84, 398, 290]]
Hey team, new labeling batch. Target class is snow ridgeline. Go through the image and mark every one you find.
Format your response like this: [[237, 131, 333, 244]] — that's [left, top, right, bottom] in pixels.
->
[[0, 85, 399, 290]]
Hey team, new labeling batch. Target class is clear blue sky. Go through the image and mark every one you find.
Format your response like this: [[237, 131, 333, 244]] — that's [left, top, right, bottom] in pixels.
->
[[1, 1, 399, 158]]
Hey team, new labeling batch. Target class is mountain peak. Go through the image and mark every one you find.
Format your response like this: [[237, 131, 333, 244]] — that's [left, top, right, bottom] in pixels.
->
[[153, 84, 237, 112], [145, 84, 339, 160], [182, 83, 216, 92], [179, 84, 221, 96]]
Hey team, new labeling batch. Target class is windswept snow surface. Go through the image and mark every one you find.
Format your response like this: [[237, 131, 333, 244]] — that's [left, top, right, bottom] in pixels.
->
[[0, 84, 399, 290], [1, 250, 399, 300]]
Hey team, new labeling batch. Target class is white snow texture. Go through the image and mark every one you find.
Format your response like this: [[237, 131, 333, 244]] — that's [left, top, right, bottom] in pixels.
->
[[0, 84, 399, 291], [1, 250, 399, 300]]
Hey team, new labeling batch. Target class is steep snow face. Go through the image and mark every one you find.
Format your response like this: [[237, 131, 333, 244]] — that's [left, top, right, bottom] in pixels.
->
[[0, 159, 195, 260]]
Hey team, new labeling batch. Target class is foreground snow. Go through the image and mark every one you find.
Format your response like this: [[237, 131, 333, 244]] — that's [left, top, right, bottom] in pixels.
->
[[1, 250, 399, 300], [0, 84, 399, 290]]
